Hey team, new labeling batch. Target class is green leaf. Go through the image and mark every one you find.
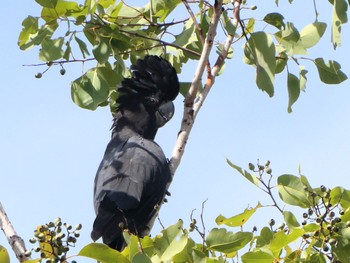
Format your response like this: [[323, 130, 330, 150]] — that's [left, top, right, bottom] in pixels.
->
[[243, 32, 276, 97], [173, 20, 200, 59], [97, 0, 115, 9], [216, 43, 234, 59], [307, 253, 327, 263], [285, 250, 302, 262], [132, 252, 151, 263], [18, 16, 39, 49], [75, 35, 90, 58], [35, 0, 57, 8], [300, 22, 327, 48], [287, 73, 300, 113], [172, 238, 195, 263], [303, 223, 320, 232], [256, 227, 274, 248], [154, 220, 188, 262], [19, 22, 59, 51], [277, 174, 311, 208], [39, 37, 64, 61], [226, 159, 260, 186], [330, 187, 350, 209], [221, 11, 237, 35], [332, 227, 350, 261], [241, 251, 275, 263], [270, 228, 304, 255], [299, 66, 308, 92], [283, 210, 300, 228], [23, 259, 41, 263], [314, 58, 347, 84], [41, 0, 80, 23], [78, 243, 129, 263], [216, 203, 261, 227], [331, 0, 348, 49], [263, 12, 285, 29], [275, 52, 287, 74], [178, 82, 202, 98], [0, 245, 10, 263], [71, 66, 111, 110], [149, 0, 182, 22], [274, 22, 307, 55], [206, 229, 253, 254], [63, 42, 71, 60], [93, 36, 112, 63], [245, 18, 255, 34]]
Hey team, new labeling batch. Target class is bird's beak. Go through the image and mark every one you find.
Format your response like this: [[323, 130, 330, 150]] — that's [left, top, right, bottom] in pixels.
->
[[155, 101, 175, 128]]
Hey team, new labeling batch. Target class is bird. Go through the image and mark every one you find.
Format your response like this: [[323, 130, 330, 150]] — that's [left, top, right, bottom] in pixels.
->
[[91, 55, 180, 251]]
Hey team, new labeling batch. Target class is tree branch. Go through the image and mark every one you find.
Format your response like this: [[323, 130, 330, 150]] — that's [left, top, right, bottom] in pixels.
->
[[169, 0, 241, 176], [0, 202, 30, 262], [169, 0, 223, 175]]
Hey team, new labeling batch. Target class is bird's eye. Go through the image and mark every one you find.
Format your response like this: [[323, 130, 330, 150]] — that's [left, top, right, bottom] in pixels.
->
[[147, 97, 159, 105]]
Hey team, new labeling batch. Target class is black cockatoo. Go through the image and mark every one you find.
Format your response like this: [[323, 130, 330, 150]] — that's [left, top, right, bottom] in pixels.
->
[[91, 55, 179, 251]]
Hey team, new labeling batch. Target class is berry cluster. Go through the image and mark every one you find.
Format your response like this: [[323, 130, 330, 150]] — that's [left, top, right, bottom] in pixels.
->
[[301, 185, 349, 262], [25, 218, 81, 263]]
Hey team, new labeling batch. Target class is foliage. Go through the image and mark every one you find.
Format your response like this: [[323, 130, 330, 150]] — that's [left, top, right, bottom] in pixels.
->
[[2, 0, 348, 262], [17, 0, 348, 113], [0, 245, 10, 263], [10, 160, 350, 262]]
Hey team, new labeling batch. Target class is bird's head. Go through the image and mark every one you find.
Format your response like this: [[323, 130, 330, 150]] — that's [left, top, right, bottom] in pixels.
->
[[113, 56, 180, 138]]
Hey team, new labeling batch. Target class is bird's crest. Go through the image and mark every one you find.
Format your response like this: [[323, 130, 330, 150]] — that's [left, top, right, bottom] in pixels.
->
[[116, 56, 180, 111]]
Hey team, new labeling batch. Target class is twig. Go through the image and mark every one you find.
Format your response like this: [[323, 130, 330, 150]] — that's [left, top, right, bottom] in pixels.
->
[[119, 29, 202, 57], [200, 199, 207, 248], [0, 202, 30, 262], [22, 58, 96, 67]]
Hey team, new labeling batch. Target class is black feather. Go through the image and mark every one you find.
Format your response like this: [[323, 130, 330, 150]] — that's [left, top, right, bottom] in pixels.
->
[[91, 55, 179, 251]]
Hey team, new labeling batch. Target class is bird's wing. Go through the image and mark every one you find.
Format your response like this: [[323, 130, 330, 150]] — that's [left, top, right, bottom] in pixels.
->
[[92, 135, 170, 247]]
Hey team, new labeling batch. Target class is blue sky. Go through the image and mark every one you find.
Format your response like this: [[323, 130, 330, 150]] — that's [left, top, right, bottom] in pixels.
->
[[1, 1, 350, 262]]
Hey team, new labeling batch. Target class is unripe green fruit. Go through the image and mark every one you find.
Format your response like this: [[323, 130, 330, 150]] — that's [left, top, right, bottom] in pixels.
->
[[60, 68, 66, 75], [323, 244, 329, 252], [265, 166, 272, 174], [329, 238, 337, 245], [35, 73, 42, 79]]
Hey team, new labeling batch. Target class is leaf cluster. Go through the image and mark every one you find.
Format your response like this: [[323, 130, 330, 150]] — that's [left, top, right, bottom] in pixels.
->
[[227, 159, 350, 262], [0, 160, 343, 262], [18, 0, 349, 113]]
